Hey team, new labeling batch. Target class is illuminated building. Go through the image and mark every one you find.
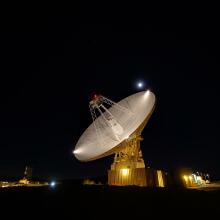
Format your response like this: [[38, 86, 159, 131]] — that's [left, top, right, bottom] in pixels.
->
[[0, 166, 49, 188]]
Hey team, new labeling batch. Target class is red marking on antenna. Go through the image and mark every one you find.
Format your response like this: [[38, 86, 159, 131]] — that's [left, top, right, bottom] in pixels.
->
[[91, 92, 98, 101]]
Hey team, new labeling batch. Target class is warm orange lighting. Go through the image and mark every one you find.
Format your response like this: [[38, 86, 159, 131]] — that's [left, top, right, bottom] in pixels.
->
[[121, 169, 129, 176], [157, 170, 165, 187], [183, 175, 188, 181]]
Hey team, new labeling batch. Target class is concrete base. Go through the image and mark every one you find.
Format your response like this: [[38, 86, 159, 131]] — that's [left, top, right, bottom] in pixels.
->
[[108, 167, 167, 187], [108, 167, 147, 186]]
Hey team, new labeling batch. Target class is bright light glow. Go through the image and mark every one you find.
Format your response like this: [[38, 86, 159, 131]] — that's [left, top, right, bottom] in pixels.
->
[[136, 81, 145, 89], [138, 82, 143, 88], [157, 170, 165, 187], [50, 181, 56, 187], [146, 90, 150, 96], [143, 90, 150, 99], [73, 149, 80, 154], [121, 168, 129, 176], [183, 175, 188, 181], [189, 176, 192, 181]]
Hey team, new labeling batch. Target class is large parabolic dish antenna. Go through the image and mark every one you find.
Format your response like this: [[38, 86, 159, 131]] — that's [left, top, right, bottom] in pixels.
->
[[74, 90, 156, 162]]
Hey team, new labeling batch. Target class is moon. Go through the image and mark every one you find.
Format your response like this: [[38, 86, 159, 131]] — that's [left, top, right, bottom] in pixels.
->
[[136, 81, 144, 89]]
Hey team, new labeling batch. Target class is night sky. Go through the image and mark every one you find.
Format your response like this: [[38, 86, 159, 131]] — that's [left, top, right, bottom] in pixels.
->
[[0, 13, 219, 180]]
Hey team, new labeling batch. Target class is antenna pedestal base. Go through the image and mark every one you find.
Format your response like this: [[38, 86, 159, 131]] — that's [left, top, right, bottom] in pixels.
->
[[108, 135, 147, 186]]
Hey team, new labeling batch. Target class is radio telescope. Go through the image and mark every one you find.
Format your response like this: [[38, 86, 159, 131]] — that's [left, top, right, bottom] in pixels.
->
[[74, 90, 156, 186]]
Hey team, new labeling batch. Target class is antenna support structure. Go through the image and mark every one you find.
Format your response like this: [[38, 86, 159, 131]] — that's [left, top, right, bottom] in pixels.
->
[[89, 94, 147, 186]]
